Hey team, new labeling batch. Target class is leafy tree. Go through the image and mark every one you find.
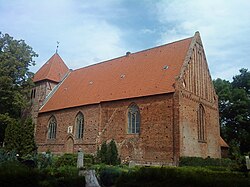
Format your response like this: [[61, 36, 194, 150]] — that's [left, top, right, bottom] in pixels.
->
[[107, 139, 120, 165], [214, 68, 250, 156], [97, 140, 120, 165], [100, 141, 108, 163], [19, 117, 37, 156], [4, 117, 36, 156], [0, 32, 37, 155], [0, 114, 13, 146]]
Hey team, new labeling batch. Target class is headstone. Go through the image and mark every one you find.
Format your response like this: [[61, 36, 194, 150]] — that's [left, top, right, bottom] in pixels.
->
[[245, 156, 250, 170], [77, 148, 84, 168], [129, 160, 136, 168]]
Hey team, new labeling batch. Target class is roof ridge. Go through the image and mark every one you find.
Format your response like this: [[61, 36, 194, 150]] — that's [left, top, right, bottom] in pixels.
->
[[73, 36, 193, 72]]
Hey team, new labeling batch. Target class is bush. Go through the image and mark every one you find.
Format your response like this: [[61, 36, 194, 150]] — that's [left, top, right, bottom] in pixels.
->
[[116, 166, 250, 187], [179, 156, 234, 167], [0, 161, 40, 187], [36, 152, 53, 169], [96, 140, 121, 165], [0, 161, 85, 187], [53, 153, 77, 168], [0, 149, 17, 164], [99, 166, 122, 187]]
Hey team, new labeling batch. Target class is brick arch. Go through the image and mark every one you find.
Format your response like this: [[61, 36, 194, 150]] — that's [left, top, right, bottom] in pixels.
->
[[65, 136, 74, 153], [120, 141, 135, 162]]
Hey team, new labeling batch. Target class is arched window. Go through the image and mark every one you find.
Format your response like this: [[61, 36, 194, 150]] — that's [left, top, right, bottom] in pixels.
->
[[48, 116, 57, 139], [128, 104, 140, 134], [75, 112, 84, 139], [197, 104, 205, 141]]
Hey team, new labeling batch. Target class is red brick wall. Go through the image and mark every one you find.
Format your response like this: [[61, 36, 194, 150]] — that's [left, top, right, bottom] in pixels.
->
[[179, 90, 221, 158], [36, 93, 176, 165], [36, 104, 100, 154]]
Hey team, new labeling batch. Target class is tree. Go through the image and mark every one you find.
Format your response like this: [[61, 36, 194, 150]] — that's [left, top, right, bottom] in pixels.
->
[[0, 32, 37, 147], [100, 141, 108, 163], [107, 139, 120, 165], [4, 117, 36, 156], [97, 140, 120, 165], [214, 68, 250, 156]]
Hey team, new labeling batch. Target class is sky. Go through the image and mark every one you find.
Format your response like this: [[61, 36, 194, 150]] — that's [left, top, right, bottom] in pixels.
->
[[0, 0, 250, 80]]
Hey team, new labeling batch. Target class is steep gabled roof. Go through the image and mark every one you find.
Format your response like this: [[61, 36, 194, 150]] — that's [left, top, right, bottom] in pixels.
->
[[220, 137, 229, 148], [33, 53, 69, 83], [40, 36, 193, 113]]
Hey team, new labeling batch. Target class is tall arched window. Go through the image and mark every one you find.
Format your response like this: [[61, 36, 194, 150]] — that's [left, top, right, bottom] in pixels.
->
[[75, 112, 84, 139], [128, 104, 140, 134], [197, 104, 205, 141], [48, 116, 57, 139]]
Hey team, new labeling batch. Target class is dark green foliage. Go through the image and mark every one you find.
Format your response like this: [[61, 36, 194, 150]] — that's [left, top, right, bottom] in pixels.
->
[[84, 154, 94, 167], [0, 148, 17, 163], [53, 153, 77, 168], [107, 139, 120, 165], [100, 141, 108, 163], [179, 157, 234, 167], [4, 117, 36, 156], [0, 161, 85, 187], [0, 32, 38, 156], [115, 166, 250, 187], [36, 152, 53, 169], [0, 32, 37, 118], [99, 167, 122, 187], [0, 114, 13, 146], [213, 68, 250, 155], [96, 140, 121, 165]]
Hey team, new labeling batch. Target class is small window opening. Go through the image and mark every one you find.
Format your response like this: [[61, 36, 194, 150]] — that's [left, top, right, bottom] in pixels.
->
[[163, 65, 169, 70]]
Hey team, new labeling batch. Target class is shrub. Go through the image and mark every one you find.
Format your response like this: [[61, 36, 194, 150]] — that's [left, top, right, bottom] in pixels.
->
[[115, 166, 250, 187], [53, 153, 77, 168], [0, 161, 85, 187], [179, 156, 234, 167], [0, 149, 17, 164], [99, 166, 122, 187], [0, 161, 40, 187], [96, 140, 121, 165], [36, 152, 53, 169]]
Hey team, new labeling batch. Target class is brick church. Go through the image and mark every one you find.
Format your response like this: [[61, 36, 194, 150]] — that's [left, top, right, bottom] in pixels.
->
[[31, 32, 228, 165]]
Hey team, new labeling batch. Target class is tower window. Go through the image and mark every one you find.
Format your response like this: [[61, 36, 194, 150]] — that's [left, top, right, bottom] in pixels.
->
[[128, 103, 140, 134]]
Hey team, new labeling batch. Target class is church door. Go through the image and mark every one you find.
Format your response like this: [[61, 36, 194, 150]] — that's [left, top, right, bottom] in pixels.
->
[[65, 137, 74, 153]]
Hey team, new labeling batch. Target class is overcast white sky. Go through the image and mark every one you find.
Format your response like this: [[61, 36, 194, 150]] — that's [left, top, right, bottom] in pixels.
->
[[1, 0, 250, 80]]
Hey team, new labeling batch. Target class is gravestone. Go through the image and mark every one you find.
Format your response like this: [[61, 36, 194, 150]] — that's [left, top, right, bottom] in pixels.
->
[[245, 156, 250, 170], [129, 160, 136, 168], [77, 148, 84, 168]]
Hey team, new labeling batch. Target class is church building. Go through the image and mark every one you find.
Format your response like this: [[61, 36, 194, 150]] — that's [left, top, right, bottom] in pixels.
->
[[31, 32, 227, 165]]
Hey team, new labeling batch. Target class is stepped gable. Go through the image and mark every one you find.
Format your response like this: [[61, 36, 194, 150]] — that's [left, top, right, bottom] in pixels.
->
[[33, 53, 69, 83], [40, 36, 193, 113]]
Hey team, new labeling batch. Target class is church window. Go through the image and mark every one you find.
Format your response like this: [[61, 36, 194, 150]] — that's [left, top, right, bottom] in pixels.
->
[[75, 112, 84, 139], [128, 104, 140, 134], [33, 88, 36, 98], [31, 89, 33, 99], [197, 104, 205, 141], [48, 116, 57, 139]]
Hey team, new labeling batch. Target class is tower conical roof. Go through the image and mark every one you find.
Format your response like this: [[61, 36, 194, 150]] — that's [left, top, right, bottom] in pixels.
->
[[33, 53, 69, 83]]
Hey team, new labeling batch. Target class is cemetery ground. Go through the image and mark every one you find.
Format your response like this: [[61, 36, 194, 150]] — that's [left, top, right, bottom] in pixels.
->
[[0, 150, 249, 187]]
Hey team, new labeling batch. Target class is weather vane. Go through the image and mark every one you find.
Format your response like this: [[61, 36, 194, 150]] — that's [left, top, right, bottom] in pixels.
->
[[56, 41, 60, 53]]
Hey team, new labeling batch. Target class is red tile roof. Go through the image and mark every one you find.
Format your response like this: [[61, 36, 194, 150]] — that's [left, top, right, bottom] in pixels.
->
[[220, 137, 229, 147], [33, 53, 69, 83], [40, 37, 193, 113]]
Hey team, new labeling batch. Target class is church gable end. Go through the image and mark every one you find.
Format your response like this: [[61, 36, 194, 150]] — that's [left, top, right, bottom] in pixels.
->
[[179, 32, 216, 102], [177, 32, 221, 159]]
